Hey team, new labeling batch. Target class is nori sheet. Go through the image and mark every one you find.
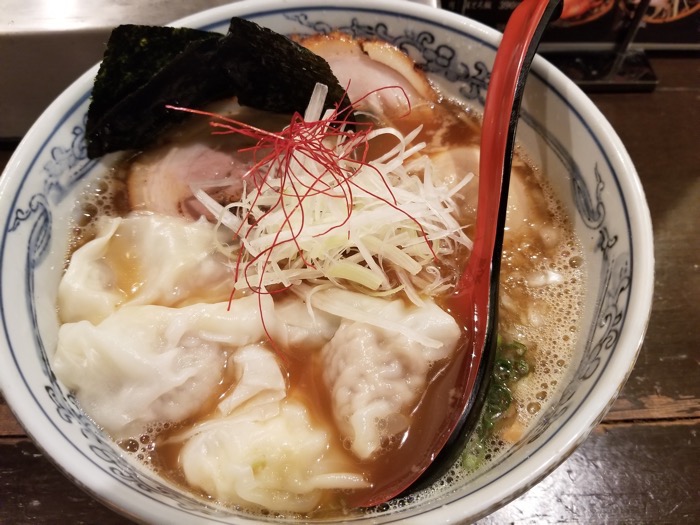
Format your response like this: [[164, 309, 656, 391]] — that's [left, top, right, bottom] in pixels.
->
[[219, 18, 348, 114], [86, 25, 219, 131], [86, 18, 349, 159]]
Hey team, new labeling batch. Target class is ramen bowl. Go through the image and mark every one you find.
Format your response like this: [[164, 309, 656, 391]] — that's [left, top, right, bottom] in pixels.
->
[[0, 0, 653, 523]]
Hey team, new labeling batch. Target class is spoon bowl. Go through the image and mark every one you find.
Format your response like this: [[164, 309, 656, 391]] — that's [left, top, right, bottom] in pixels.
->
[[419, 0, 566, 486], [348, 0, 566, 505]]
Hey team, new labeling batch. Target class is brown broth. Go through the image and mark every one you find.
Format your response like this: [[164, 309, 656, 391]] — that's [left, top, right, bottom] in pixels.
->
[[66, 91, 583, 518], [140, 306, 476, 515]]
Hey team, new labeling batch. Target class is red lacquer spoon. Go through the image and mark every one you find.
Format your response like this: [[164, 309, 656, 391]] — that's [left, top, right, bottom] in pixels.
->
[[348, 0, 564, 507]]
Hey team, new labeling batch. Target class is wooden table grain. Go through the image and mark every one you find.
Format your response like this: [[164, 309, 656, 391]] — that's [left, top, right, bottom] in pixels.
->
[[1, 54, 698, 524]]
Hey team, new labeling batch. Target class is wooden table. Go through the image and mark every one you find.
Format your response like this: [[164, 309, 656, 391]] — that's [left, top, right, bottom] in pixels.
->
[[1, 54, 698, 524]]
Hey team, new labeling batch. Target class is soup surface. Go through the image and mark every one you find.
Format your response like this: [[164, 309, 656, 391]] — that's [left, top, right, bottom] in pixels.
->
[[51, 33, 584, 518]]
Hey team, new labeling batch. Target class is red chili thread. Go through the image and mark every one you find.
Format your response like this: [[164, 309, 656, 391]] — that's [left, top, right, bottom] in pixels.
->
[[166, 86, 438, 355]]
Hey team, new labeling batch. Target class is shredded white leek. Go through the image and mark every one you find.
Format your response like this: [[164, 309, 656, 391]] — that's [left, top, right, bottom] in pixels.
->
[[194, 83, 474, 303], [304, 82, 328, 122], [307, 288, 444, 349]]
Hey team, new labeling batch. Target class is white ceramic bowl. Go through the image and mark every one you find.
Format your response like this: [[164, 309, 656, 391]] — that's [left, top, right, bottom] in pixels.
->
[[0, 0, 653, 523]]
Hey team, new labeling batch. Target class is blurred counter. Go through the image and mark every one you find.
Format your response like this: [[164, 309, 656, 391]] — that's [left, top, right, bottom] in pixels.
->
[[0, 0, 437, 138]]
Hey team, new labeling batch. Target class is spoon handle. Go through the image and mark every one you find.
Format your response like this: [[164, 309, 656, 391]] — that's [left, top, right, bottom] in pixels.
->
[[414, 0, 564, 491], [352, 0, 564, 505], [459, 0, 564, 419]]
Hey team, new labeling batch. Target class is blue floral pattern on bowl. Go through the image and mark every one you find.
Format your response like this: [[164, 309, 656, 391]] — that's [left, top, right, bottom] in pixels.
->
[[0, 3, 647, 523]]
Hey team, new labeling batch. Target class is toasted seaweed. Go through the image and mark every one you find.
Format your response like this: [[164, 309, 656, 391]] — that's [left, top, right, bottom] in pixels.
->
[[86, 18, 348, 159], [220, 18, 348, 115], [86, 36, 228, 158], [87, 24, 219, 133]]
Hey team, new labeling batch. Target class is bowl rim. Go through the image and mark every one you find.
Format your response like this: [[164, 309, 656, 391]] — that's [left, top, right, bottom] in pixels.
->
[[0, 0, 654, 523]]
